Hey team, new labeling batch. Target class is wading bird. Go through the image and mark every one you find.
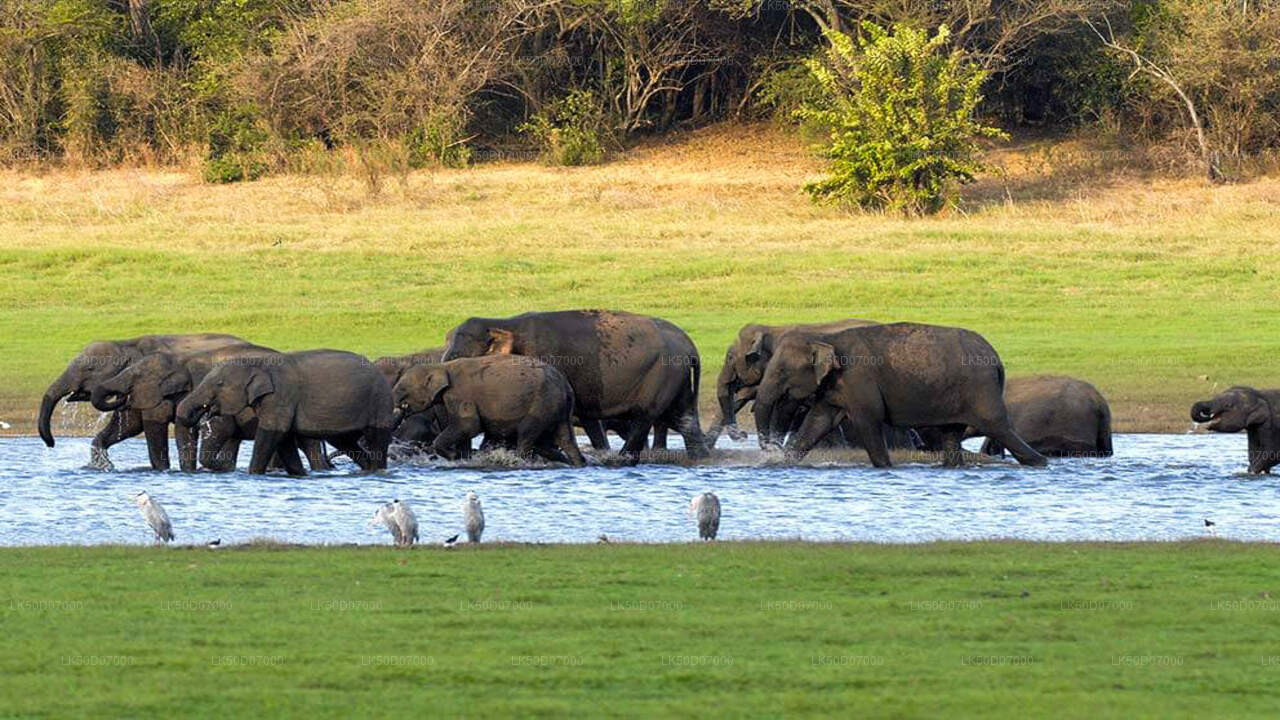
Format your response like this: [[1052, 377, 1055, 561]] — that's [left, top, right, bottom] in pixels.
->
[[1205, 519, 1217, 536], [372, 500, 419, 547], [690, 492, 720, 541], [464, 492, 484, 543], [134, 491, 174, 544]]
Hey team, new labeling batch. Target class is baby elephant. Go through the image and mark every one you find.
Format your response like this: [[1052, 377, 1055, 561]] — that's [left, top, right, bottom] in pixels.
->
[[1192, 386, 1280, 474], [982, 376, 1113, 458], [177, 350, 393, 475], [392, 355, 585, 466]]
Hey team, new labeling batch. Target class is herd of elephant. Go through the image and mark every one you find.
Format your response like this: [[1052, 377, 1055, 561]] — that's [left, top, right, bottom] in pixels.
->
[[35, 310, 1268, 475]]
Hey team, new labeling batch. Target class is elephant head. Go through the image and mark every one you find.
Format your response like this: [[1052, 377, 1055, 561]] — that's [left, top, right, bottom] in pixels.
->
[[753, 336, 840, 449], [176, 361, 274, 427], [39, 341, 142, 447], [391, 364, 451, 424], [1192, 387, 1272, 432], [442, 319, 514, 360], [712, 327, 772, 437], [92, 353, 192, 413]]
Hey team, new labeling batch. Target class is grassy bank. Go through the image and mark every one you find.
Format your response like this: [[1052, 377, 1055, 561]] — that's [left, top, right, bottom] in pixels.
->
[[3, 125, 1279, 433], [2, 541, 1279, 717]]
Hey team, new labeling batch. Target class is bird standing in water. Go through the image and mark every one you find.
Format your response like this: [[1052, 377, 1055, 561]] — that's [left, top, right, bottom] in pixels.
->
[[464, 492, 484, 543], [134, 491, 175, 544], [690, 492, 720, 541]]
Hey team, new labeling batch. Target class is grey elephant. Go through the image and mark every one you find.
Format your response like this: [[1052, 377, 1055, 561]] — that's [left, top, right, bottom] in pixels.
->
[[177, 350, 393, 475], [1192, 387, 1280, 473], [754, 323, 1047, 467], [710, 319, 877, 445], [443, 310, 707, 458], [392, 355, 585, 466], [375, 348, 448, 454], [39, 333, 250, 470], [980, 376, 1113, 458], [92, 347, 334, 472]]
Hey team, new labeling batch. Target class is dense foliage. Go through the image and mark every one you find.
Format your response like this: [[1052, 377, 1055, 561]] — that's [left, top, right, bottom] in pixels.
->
[[1, 0, 1278, 181], [800, 24, 1005, 214]]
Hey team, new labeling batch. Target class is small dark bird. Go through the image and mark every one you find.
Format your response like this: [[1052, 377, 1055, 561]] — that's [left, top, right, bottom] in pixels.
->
[[206, 538, 221, 549], [597, 534, 610, 544], [1205, 519, 1217, 536], [443, 534, 460, 548]]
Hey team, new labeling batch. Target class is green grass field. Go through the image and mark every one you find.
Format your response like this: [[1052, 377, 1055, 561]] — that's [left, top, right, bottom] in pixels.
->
[[3, 125, 1280, 433], [2, 541, 1279, 717]]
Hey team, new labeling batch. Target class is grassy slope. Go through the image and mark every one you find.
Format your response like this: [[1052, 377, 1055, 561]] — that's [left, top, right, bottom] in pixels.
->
[[3, 125, 1279, 433], [3, 541, 1280, 717]]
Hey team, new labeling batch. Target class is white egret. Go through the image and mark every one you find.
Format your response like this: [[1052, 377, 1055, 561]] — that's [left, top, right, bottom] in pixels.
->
[[689, 492, 720, 541], [464, 492, 484, 543], [134, 491, 175, 544]]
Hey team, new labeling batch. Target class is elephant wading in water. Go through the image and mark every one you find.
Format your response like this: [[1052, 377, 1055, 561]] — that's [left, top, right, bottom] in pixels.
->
[[1192, 387, 1280, 474], [375, 348, 448, 456], [177, 350, 393, 475], [38, 334, 249, 470], [709, 318, 917, 452], [392, 355, 586, 466], [981, 376, 1113, 458], [92, 347, 334, 472], [443, 310, 708, 459], [709, 319, 877, 446], [754, 323, 1048, 468]]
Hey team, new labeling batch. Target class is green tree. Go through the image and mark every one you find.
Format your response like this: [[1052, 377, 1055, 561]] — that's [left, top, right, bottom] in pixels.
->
[[799, 22, 1005, 215]]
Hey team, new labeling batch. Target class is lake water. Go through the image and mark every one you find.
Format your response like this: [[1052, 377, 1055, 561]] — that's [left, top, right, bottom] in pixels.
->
[[0, 429, 1272, 546]]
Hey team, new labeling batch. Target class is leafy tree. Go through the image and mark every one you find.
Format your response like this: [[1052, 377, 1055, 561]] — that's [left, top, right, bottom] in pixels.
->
[[799, 22, 1005, 215]]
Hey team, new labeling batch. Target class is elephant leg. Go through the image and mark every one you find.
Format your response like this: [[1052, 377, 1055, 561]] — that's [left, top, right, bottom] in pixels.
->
[[652, 422, 668, 451], [849, 417, 891, 468], [937, 425, 967, 467], [301, 439, 334, 471], [553, 420, 587, 467], [977, 422, 1048, 468], [142, 420, 171, 471], [273, 434, 307, 477], [979, 436, 1005, 457], [89, 410, 143, 471], [175, 422, 198, 472], [582, 420, 610, 451], [621, 420, 653, 457], [326, 434, 373, 470], [785, 406, 837, 461], [432, 424, 476, 461], [361, 427, 391, 471], [248, 428, 286, 474]]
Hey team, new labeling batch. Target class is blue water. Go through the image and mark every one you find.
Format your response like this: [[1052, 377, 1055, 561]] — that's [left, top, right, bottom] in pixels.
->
[[0, 431, 1269, 546]]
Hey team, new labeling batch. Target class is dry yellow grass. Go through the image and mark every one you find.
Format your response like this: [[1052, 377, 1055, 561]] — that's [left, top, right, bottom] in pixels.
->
[[2, 123, 1279, 434]]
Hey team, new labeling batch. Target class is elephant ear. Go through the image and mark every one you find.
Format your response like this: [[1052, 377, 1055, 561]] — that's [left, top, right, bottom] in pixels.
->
[[486, 328, 515, 355], [245, 371, 274, 407], [424, 368, 451, 406], [811, 342, 840, 385], [743, 330, 767, 363], [159, 367, 191, 399]]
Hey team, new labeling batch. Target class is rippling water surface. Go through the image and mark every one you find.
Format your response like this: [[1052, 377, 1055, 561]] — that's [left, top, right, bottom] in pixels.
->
[[0, 432, 1271, 546]]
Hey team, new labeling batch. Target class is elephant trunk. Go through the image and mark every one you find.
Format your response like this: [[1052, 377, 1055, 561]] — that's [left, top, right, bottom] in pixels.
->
[[391, 406, 405, 431], [37, 372, 78, 448], [1191, 401, 1215, 423], [754, 390, 780, 450], [175, 390, 209, 426]]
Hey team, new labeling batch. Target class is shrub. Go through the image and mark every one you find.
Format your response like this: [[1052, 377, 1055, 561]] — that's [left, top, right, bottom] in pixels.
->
[[202, 107, 270, 182], [519, 90, 611, 166], [798, 23, 1006, 215]]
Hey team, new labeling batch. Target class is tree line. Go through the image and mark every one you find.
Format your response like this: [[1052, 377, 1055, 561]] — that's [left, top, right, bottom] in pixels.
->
[[2, 0, 1277, 183]]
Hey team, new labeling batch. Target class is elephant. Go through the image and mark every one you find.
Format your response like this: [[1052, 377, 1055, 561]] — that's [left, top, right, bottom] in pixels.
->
[[709, 319, 877, 446], [442, 310, 708, 459], [1192, 387, 1280, 474], [391, 355, 586, 466], [177, 350, 393, 475], [375, 348, 448, 455], [980, 376, 1113, 458], [753, 322, 1048, 468], [38, 333, 250, 470], [92, 346, 334, 472]]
